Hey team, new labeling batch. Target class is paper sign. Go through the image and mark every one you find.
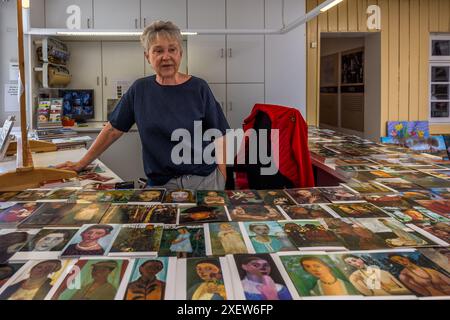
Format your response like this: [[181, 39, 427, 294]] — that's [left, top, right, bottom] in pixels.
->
[[4, 83, 19, 112], [9, 62, 19, 82]]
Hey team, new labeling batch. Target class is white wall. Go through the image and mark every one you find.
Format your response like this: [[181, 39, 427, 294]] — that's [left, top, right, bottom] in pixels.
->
[[0, 1, 19, 124], [265, 0, 306, 117]]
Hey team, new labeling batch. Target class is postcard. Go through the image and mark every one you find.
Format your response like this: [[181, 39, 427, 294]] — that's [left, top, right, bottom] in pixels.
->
[[279, 204, 338, 219], [399, 172, 450, 189], [243, 221, 297, 253], [19, 203, 110, 228], [206, 222, 249, 256], [401, 189, 440, 201], [387, 121, 429, 138], [60, 224, 120, 258], [10, 228, 78, 261], [430, 188, 450, 199], [328, 251, 416, 298], [50, 258, 131, 300], [119, 257, 176, 300], [163, 189, 196, 205], [277, 252, 362, 298], [100, 205, 152, 224], [128, 189, 166, 203], [107, 224, 163, 257], [317, 187, 362, 203], [72, 190, 135, 203], [176, 257, 234, 300], [196, 190, 230, 206], [325, 203, 391, 219], [0, 263, 25, 290], [407, 221, 449, 245], [363, 194, 412, 209], [374, 178, 420, 191], [178, 205, 229, 224], [0, 229, 39, 263], [158, 225, 206, 258], [323, 218, 388, 250], [418, 248, 450, 273], [227, 205, 285, 222], [9, 189, 52, 202], [256, 190, 295, 206], [0, 259, 72, 300], [422, 170, 450, 180], [227, 253, 294, 300], [355, 250, 450, 297], [353, 218, 440, 248], [342, 180, 398, 195], [0, 192, 20, 202], [0, 202, 42, 228], [147, 204, 178, 224], [415, 200, 450, 219], [226, 190, 263, 205], [277, 220, 346, 251], [42, 188, 80, 202], [78, 172, 114, 182], [284, 188, 330, 205]]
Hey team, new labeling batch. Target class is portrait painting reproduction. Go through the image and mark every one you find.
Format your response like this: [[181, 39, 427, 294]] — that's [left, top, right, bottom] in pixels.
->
[[196, 191, 229, 206], [227, 205, 284, 222], [178, 205, 228, 224], [51, 259, 129, 300], [280, 204, 336, 220], [0, 259, 70, 300], [208, 222, 249, 256], [122, 257, 172, 300], [60, 224, 120, 258], [0, 202, 42, 228], [243, 221, 297, 253], [108, 224, 163, 256], [129, 189, 165, 203], [100, 205, 153, 224], [231, 254, 293, 300]]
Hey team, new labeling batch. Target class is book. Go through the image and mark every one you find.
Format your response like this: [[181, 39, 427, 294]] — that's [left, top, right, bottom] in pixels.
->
[[206, 222, 249, 256]]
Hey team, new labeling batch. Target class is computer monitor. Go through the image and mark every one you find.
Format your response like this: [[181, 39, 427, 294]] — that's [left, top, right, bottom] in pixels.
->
[[59, 89, 94, 122]]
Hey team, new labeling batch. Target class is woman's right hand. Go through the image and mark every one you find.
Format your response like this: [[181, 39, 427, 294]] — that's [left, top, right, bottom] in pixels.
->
[[55, 161, 85, 173]]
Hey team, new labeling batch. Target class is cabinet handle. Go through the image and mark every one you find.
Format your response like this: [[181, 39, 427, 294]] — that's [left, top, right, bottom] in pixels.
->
[[228, 48, 232, 58], [87, 18, 91, 29], [135, 18, 138, 29], [104, 77, 108, 86], [97, 76, 100, 86], [229, 102, 233, 111], [220, 48, 224, 58], [144, 18, 147, 27]]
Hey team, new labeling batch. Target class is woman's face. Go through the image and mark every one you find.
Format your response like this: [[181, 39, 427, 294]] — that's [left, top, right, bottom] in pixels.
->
[[35, 233, 66, 251], [301, 259, 331, 279], [147, 35, 182, 78], [344, 257, 365, 269], [242, 259, 271, 276], [252, 225, 270, 236], [29, 262, 58, 279], [81, 228, 107, 241]]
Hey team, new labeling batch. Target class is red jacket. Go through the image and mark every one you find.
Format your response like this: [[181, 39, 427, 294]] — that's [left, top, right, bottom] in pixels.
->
[[236, 104, 315, 188]]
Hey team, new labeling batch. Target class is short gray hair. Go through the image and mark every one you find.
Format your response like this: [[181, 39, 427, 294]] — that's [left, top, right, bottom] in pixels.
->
[[140, 20, 183, 52]]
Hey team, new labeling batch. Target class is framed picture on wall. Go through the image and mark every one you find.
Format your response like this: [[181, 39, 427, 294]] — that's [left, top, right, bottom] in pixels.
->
[[320, 53, 339, 87], [341, 48, 364, 85]]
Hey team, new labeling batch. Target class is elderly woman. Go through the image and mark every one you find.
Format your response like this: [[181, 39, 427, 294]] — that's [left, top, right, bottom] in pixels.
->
[[57, 21, 229, 190]]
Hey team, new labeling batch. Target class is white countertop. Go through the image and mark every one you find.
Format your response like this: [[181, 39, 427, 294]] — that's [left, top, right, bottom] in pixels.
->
[[68, 122, 138, 133]]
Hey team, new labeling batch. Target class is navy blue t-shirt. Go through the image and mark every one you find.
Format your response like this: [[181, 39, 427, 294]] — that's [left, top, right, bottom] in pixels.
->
[[109, 75, 230, 185]]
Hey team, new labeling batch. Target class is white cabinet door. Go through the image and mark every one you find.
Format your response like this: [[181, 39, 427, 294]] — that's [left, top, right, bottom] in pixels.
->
[[144, 40, 188, 76], [93, 0, 140, 29], [102, 42, 145, 119], [227, 0, 264, 29], [66, 42, 103, 121], [227, 35, 264, 83], [141, 0, 187, 28], [209, 84, 227, 116], [45, 0, 93, 29], [187, 0, 225, 29], [227, 83, 264, 129], [187, 35, 226, 83]]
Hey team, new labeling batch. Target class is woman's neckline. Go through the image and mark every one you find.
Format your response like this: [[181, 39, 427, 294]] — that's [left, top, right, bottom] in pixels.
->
[[153, 74, 193, 87]]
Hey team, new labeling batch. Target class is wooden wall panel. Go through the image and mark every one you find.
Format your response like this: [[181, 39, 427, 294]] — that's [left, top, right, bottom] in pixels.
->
[[327, 6, 338, 32], [379, 0, 390, 136], [338, 1, 348, 31], [357, 0, 367, 31], [418, 0, 430, 121], [388, 0, 400, 121], [307, 0, 319, 125], [429, 0, 440, 32], [439, 0, 450, 32], [398, 0, 410, 121], [409, 0, 420, 121], [347, 0, 359, 31]]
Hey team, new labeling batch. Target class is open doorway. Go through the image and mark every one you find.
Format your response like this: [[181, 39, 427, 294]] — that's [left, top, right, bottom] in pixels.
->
[[319, 32, 381, 141]]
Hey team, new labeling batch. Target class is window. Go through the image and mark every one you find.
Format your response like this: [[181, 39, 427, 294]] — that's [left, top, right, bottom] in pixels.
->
[[430, 35, 450, 123]]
